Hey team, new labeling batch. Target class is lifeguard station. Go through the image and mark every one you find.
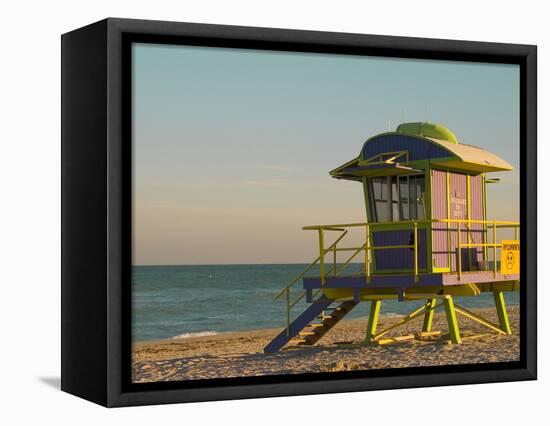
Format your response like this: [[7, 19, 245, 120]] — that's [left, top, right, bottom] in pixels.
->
[[265, 122, 520, 353]]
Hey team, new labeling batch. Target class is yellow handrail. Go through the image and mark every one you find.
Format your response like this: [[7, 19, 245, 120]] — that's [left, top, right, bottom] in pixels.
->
[[298, 219, 518, 284], [274, 230, 348, 300], [336, 242, 368, 276], [278, 218, 519, 335]]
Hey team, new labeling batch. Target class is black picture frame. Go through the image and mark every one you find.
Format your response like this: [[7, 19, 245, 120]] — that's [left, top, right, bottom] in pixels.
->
[[61, 17, 537, 407]]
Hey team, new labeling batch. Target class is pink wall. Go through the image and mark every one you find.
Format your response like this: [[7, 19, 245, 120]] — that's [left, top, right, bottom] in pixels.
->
[[431, 170, 485, 272]]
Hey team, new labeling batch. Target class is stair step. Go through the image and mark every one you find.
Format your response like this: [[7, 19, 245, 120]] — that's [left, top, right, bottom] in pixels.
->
[[318, 315, 335, 320], [289, 338, 307, 344], [264, 299, 360, 353], [263, 298, 334, 353]]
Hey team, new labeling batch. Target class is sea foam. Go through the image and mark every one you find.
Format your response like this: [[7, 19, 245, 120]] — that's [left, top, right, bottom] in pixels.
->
[[171, 331, 217, 340]]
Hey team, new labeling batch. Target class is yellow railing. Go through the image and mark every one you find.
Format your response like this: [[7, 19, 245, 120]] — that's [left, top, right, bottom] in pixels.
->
[[275, 219, 519, 335]]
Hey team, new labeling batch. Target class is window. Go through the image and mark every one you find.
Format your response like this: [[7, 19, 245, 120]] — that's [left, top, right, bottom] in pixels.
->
[[370, 177, 389, 222], [409, 175, 426, 220], [399, 176, 410, 220], [368, 175, 425, 222]]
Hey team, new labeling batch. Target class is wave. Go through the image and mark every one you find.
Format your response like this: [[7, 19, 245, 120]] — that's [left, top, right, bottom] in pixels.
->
[[171, 331, 217, 340]]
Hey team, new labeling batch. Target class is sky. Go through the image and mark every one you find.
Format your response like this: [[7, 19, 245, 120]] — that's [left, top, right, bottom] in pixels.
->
[[132, 43, 520, 265]]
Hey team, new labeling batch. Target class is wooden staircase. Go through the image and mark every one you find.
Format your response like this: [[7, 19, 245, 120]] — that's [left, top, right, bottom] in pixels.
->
[[264, 298, 357, 353], [289, 301, 358, 347]]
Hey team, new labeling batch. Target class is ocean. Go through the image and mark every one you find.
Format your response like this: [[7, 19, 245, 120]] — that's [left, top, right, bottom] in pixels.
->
[[132, 264, 519, 342]]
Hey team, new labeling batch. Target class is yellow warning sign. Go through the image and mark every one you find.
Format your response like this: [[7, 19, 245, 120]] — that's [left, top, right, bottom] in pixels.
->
[[500, 240, 520, 275]]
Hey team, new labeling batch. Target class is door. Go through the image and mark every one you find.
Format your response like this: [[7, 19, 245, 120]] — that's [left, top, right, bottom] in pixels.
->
[[449, 173, 468, 271], [431, 170, 449, 270]]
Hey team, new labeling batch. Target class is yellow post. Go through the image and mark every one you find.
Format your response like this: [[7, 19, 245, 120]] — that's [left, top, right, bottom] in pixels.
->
[[365, 300, 381, 344], [422, 298, 437, 332], [413, 222, 418, 282], [446, 172, 452, 270], [319, 228, 325, 286], [493, 290, 511, 334], [457, 222, 462, 280], [482, 174, 488, 269], [443, 296, 461, 344], [365, 224, 371, 281], [466, 175, 472, 271], [493, 222, 497, 278]]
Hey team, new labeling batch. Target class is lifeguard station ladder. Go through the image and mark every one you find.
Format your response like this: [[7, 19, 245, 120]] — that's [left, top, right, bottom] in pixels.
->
[[264, 229, 361, 353], [264, 299, 357, 353]]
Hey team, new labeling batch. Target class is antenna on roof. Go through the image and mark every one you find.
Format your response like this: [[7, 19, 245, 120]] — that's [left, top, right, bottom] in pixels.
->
[[424, 107, 428, 123], [402, 110, 405, 123], [387, 119, 391, 131]]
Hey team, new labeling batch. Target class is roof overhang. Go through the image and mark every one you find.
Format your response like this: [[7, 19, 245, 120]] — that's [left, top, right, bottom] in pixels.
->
[[426, 138, 514, 173], [330, 135, 514, 181], [330, 157, 423, 181], [430, 159, 512, 173]]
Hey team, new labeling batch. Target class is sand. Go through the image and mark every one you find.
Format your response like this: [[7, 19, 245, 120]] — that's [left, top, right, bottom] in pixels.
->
[[132, 306, 520, 383]]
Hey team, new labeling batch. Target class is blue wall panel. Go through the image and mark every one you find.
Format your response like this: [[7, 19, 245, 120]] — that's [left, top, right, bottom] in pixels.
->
[[362, 134, 451, 162], [372, 229, 427, 271]]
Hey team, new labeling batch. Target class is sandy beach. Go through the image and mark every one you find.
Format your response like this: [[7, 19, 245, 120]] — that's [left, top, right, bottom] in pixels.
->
[[132, 306, 520, 383]]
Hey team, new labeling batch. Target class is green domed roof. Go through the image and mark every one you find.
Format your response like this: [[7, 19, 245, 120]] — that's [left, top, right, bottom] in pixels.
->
[[396, 122, 459, 144]]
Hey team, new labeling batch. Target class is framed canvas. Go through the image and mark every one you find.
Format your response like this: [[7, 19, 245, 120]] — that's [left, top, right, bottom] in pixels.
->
[[61, 18, 537, 407]]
